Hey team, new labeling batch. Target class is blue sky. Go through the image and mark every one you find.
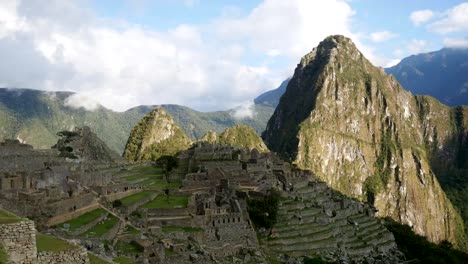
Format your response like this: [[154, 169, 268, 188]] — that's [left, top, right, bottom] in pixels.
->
[[0, 0, 467, 113]]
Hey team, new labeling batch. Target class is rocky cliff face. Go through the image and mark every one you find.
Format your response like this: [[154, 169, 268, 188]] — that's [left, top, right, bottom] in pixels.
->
[[53, 126, 122, 163], [263, 35, 467, 249], [219, 125, 268, 152], [199, 130, 218, 143], [123, 107, 192, 161]]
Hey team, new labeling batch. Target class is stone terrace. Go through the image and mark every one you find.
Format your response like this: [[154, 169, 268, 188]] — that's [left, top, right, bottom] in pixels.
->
[[266, 180, 401, 263]]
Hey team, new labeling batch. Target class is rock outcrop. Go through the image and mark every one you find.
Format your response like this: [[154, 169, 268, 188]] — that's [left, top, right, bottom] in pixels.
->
[[53, 126, 122, 163], [218, 125, 268, 152], [199, 130, 218, 143], [263, 35, 467, 249], [123, 107, 192, 161]]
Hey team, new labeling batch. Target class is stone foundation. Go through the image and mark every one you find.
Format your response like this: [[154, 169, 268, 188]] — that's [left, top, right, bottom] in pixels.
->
[[0, 220, 37, 264], [36, 247, 89, 264]]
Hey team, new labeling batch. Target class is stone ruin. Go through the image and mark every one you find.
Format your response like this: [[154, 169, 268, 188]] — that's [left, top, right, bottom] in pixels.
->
[[0, 137, 405, 263], [0, 137, 118, 227]]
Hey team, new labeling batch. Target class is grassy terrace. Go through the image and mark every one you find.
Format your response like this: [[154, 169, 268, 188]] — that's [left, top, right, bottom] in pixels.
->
[[63, 208, 106, 232], [145, 180, 182, 189], [113, 256, 136, 264], [115, 240, 144, 255], [120, 191, 155, 206], [36, 234, 75, 252], [84, 215, 119, 237], [0, 209, 22, 224], [142, 195, 188, 209], [124, 173, 162, 182], [0, 245, 7, 263], [162, 226, 203, 232], [123, 225, 141, 235], [88, 254, 111, 264]]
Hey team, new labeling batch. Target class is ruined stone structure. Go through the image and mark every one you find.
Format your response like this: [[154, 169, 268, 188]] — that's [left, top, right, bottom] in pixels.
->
[[0, 220, 37, 263], [192, 180, 258, 257], [0, 212, 89, 264], [0, 139, 113, 227]]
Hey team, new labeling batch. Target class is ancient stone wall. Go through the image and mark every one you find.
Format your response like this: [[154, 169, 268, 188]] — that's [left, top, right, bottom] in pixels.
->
[[71, 212, 109, 236], [47, 193, 95, 215], [146, 208, 189, 217], [47, 203, 100, 227], [102, 219, 124, 241], [0, 220, 37, 263], [36, 246, 89, 264], [123, 192, 158, 214], [102, 189, 141, 202]]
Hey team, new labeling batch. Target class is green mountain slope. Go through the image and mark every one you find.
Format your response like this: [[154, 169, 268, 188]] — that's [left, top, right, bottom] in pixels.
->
[[123, 107, 192, 161], [0, 88, 275, 154]]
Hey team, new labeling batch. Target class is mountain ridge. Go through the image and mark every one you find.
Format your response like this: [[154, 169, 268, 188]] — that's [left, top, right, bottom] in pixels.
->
[[0, 87, 276, 154], [386, 48, 468, 106], [263, 35, 467, 250]]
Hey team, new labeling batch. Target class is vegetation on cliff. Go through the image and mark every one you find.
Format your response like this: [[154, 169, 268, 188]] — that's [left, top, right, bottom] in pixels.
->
[[123, 107, 191, 162], [247, 190, 280, 229], [262, 35, 467, 250], [385, 219, 468, 264], [219, 125, 269, 152], [53, 126, 122, 162]]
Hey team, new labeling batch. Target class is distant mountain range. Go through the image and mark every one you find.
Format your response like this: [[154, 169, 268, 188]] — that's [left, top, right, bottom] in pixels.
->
[[386, 48, 468, 106], [0, 87, 277, 154]]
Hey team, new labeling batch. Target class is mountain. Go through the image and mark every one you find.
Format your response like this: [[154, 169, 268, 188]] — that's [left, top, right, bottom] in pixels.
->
[[123, 107, 192, 161], [53, 126, 123, 163], [218, 125, 268, 152], [254, 78, 290, 107], [386, 48, 468, 106], [263, 35, 467, 250], [199, 130, 218, 143], [0, 88, 275, 154]]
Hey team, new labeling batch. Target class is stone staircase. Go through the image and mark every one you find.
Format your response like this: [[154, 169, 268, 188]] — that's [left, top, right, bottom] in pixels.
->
[[266, 181, 399, 262]]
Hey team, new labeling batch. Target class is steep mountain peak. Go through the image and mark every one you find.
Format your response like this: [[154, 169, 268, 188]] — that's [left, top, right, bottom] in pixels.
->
[[123, 106, 192, 161], [219, 125, 268, 153], [263, 35, 467, 249], [53, 126, 122, 163], [299, 35, 365, 67]]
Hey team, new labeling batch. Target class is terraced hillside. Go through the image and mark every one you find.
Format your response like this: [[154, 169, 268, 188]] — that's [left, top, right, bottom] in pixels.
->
[[265, 181, 401, 263]]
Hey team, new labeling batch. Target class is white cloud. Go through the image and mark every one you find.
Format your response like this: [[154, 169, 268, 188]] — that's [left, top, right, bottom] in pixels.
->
[[231, 101, 255, 119], [443, 37, 468, 49], [370, 31, 397, 42], [429, 3, 468, 34], [216, 0, 357, 60], [385, 59, 401, 68], [64, 93, 101, 111], [407, 39, 428, 54], [410, 10, 434, 26], [0, 0, 387, 111]]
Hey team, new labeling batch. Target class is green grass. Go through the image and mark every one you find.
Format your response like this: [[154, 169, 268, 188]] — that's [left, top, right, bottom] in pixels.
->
[[36, 234, 75, 252], [120, 191, 155, 206], [141, 195, 188, 209], [124, 173, 163, 182], [0, 245, 7, 263], [123, 225, 141, 235], [146, 180, 182, 189], [161, 226, 203, 232], [88, 254, 111, 264], [84, 215, 119, 237], [0, 209, 22, 224], [63, 208, 106, 231], [115, 240, 144, 255], [113, 256, 136, 264]]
